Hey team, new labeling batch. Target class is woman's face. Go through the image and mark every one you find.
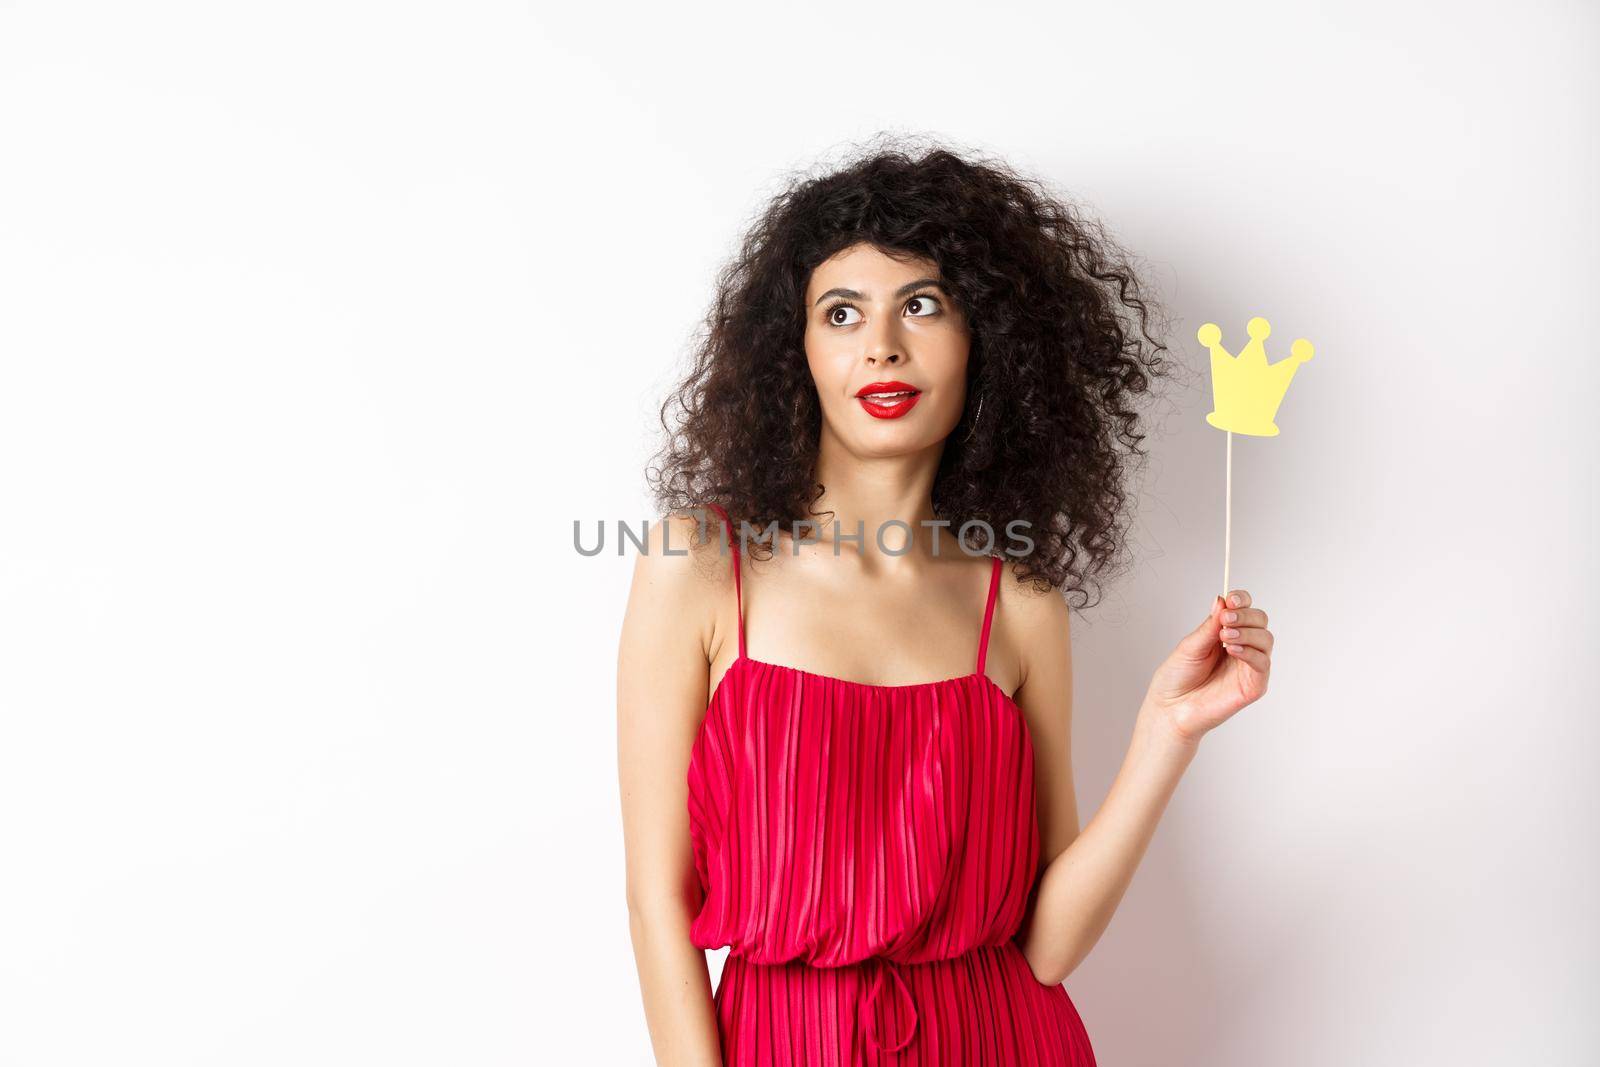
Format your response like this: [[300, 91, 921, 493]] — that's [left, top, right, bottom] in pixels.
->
[[802, 242, 971, 459]]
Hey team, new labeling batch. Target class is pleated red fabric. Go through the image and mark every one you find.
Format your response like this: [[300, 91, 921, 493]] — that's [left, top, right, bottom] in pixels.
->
[[687, 504, 1097, 1065]]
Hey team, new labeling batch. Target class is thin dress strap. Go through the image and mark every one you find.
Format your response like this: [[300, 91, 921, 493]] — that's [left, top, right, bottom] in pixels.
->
[[975, 555, 1002, 675], [703, 503, 745, 660]]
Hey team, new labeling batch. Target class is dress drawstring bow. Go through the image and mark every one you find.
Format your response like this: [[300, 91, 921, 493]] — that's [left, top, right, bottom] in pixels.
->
[[863, 958, 919, 1053]]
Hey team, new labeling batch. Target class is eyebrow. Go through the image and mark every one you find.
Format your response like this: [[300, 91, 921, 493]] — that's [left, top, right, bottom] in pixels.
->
[[812, 277, 945, 307]]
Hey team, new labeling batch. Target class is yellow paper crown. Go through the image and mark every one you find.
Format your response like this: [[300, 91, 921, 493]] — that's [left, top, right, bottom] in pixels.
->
[[1197, 316, 1313, 437]]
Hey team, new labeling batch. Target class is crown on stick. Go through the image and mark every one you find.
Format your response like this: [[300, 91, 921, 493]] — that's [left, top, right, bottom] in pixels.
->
[[1197, 316, 1314, 437]]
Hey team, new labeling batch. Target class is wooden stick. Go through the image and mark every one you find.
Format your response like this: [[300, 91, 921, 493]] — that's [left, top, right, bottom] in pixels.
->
[[1223, 429, 1232, 600]]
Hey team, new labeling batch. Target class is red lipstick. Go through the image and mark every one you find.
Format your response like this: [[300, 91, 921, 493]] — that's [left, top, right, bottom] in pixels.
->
[[854, 379, 922, 419]]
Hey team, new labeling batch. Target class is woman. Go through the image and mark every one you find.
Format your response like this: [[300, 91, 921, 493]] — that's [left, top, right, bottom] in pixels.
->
[[617, 140, 1274, 1065]]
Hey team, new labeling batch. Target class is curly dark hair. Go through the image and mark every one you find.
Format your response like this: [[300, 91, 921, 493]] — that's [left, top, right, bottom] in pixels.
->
[[647, 133, 1176, 609]]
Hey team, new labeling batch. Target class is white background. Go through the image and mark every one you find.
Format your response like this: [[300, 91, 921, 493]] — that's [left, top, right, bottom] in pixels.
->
[[1, 2, 1595, 1064]]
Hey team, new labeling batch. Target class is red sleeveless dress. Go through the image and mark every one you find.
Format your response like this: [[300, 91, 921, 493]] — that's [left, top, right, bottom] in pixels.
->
[[687, 505, 1097, 1065]]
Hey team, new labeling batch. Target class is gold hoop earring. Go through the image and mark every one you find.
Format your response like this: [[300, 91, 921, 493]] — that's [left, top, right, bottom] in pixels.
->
[[964, 393, 984, 442]]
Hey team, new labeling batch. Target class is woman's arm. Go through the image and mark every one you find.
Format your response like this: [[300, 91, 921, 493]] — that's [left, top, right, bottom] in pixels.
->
[[617, 513, 727, 1066], [1014, 589, 1271, 986]]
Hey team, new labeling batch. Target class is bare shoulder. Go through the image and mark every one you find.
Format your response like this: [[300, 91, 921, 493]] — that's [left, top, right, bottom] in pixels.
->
[[622, 510, 735, 664], [995, 560, 1072, 690], [997, 559, 1070, 638], [630, 509, 723, 586]]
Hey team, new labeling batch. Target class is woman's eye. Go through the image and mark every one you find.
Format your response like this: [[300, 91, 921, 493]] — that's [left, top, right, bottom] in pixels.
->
[[824, 295, 941, 326], [827, 303, 862, 326]]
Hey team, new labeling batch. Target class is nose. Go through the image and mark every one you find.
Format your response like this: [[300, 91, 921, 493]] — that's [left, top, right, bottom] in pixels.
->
[[863, 314, 905, 367]]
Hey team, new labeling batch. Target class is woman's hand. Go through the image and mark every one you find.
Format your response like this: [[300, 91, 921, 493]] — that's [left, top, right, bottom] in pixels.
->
[[1141, 588, 1274, 746]]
